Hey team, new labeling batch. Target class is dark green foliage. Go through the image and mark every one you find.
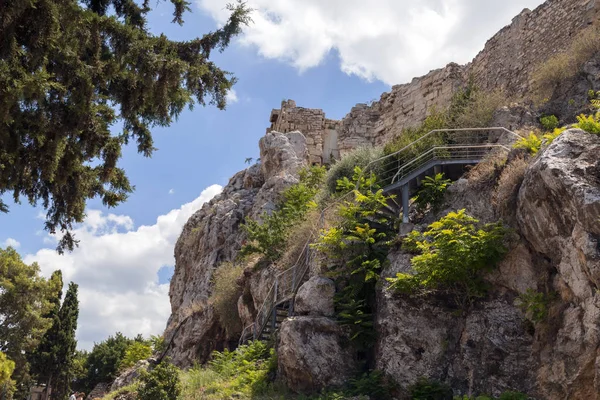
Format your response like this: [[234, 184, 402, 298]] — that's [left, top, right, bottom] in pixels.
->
[[323, 147, 383, 196], [347, 370, 394, 399], [516, 289, 553, 324], [84, 332, 135, 390], [413, 173, 451, 213], [241, 166, 326, 262], [138, 360, 181, 400], [540, 115, 559, 131], [388, 210, 508, 308], [53, 283, 79, 400], [29, 271, 63, 385], [498, 392, 528, 400], [0, 247, 60, 397], [0, 0, 251, 253], [410, 378, 453, 400], [314, 168, 396, 348]]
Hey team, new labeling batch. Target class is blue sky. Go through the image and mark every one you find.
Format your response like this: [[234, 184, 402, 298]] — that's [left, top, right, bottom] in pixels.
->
[[0, 0, 545, 349]]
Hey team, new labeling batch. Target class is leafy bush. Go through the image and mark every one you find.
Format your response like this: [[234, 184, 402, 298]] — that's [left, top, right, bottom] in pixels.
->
[[575, 112, 600, 134], [348, 370, 394, 400], [413, 173, 451, 213], [138, 360, 181, 400], [323, 147, 383, 197], [241, 165, 326, 262], [540, 115, 559, 131], [409, 378, 453, 400], [0, 352, 15, 400], [542, 127, 566, 145], [210, 262, 244, 336], [313, 168, 396, 347], [388, 210, 508, 307], [516, 289, 552, 324], [513, 133, 542, 155], [119, 341, 153, 371]]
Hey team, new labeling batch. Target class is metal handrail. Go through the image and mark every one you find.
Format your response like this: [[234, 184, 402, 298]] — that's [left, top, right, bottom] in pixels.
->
[[359, 127, 520, 189]]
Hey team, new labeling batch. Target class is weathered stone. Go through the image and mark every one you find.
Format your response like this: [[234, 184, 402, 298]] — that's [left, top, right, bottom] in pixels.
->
[[277, 316, 356, 393], [164, 131, 309, 367], [110, 360, 149, 392], [294, 276, 335, 317]]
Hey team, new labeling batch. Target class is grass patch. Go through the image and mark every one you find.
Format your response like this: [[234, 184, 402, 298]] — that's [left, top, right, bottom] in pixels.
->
[[210, 262, 245, 336]]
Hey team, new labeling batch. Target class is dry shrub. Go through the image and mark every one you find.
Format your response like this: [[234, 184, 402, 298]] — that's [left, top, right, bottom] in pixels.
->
[[279, 209, 319, 270], [466, 150, 507, 188], [493, 157, 529, 216], [532, 25, 600, 100], [454, 89, 507, 128], [210, 262, 244, 336]]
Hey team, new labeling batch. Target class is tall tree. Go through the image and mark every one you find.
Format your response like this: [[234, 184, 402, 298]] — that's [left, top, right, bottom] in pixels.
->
[[0, 247, 59, 397], [84, 333, 133, 391], [29, 271, 63, 393], [54, 283, 79, 400], [29, 280, 79, 400], [0, 0, 251, 252]]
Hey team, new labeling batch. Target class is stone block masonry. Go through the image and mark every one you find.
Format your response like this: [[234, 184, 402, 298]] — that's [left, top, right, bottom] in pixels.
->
[[265, 0, 600, 159]]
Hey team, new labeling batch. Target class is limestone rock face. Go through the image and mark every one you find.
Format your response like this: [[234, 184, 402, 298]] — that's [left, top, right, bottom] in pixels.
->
[[277, 316, 356, 393], [110, 360, 149, 392], [163, 132, 309, 367], [294, 276, 335, 317], [376, 251, 536, 397], [517, 129, 600, 399]]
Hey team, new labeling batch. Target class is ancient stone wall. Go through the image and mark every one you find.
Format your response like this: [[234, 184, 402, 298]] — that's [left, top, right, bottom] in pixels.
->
[[470, 0, 600, 95], [265, 0, 600, 157]]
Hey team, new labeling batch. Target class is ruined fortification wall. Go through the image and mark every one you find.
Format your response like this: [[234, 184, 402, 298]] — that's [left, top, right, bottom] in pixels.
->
[[470, 0, 600, 94], [266, 0, 600, 162]]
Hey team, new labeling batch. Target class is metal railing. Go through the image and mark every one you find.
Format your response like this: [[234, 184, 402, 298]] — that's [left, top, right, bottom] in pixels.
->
[[361, 127, 520, 189], [240, 127, 521, 345]]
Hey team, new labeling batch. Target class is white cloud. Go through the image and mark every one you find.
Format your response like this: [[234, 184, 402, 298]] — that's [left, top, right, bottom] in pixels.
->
[[2, 238, 20, 249], [226, 88, 239, 103], [169, 188, 175, 195], [197, 0, 545, 85], [25, 184, 223, 350]]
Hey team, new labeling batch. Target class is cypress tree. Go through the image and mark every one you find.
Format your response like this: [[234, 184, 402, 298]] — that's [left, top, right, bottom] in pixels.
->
[[54, 283, 79, 400], [0, 0, 251, 253]]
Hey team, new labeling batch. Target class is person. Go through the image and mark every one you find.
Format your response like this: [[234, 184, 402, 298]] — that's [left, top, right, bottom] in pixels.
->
[[69, 393, 77, 400], [76, 393, 85, 400]]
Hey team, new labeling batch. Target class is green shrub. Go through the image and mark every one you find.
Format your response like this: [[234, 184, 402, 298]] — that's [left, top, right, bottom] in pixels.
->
[[410, 378, 453, 400], [498, 392, 528, 400], [241, 165, 326, 262], [516, 289, 552, 324], [119, 341, 153, 371], [540, 115, 559, 131], [513, 133, 542, 155], [323, 147, 383, 197], [314, 168, 396, 347], [348, 370, 394, 399], [138, 360, 181, 400], [542, 127, 566, 145], [0, 352, 15, 400], [575, 112, 600, 134], [102, 382, 140, 400], [413, 173, 451, 213], [451, 89, 506, 129], [210, 262, 244, 336], [388, 210, 508, 307]]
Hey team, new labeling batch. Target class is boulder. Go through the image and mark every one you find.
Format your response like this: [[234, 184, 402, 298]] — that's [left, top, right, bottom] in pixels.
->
[[277, 316, 356, 393], [294, 276, 335, 317], [110, 360, 149, 392]]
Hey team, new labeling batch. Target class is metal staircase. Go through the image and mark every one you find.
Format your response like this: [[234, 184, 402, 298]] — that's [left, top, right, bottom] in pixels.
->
[[239, 126, 520, 345]]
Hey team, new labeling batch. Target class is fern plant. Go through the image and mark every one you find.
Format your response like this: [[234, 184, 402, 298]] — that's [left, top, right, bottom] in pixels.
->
[[542, 127, 566, 145], [413, 173, 451, 213], [513, 132, 542, 155], [575, 113, 600, 134]]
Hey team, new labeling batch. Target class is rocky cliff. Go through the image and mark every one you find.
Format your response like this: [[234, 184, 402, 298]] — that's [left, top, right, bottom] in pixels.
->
[[162, 0, 600, 397]]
